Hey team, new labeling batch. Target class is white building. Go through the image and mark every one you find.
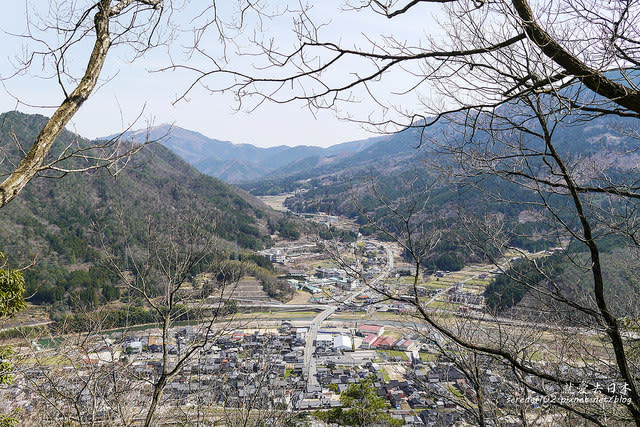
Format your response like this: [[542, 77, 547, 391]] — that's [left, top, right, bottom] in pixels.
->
[[295, 327, 308, 341], [316, 333, 334, 348], [333, 335, 352, 351]]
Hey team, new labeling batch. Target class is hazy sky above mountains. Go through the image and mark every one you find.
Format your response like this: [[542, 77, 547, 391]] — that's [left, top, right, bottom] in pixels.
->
[[0, 1, 437, 148]]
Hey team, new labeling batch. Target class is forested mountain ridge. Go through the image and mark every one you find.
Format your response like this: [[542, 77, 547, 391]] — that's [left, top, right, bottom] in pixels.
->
[[113, 124, 381, 183], [248, 110, 640, 219], [0, 111, 280, 311]]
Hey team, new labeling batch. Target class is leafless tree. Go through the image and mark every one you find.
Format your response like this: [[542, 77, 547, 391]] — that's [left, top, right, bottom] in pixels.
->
[[0, 0, 276, 209], [175, 1, 640, 424], [104, 214, 241, 427], [0, 0, 175, 208], [326, 174, 639, 425], [5, 213, 246, 426], [15, 321, 146, 426], [0, 2, 291, 425], [172, 1, 638, 122]]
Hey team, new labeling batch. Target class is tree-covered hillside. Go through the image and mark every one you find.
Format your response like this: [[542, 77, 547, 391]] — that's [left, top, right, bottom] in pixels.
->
[[0, 111, 281, 312]]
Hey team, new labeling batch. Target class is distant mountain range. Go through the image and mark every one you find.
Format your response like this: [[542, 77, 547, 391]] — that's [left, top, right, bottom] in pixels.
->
[[113, 124, 383, 183], [112, 105, 640, 245], [114, 109, 640, 209]]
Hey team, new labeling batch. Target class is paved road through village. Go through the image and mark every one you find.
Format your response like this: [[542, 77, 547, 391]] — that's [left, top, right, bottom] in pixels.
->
[[303, 244, 394, 388]]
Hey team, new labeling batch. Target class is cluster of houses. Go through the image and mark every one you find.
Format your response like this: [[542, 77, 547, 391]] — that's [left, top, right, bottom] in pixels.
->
[[302, 346, 488, 426], [112, 322, 438, 420], [1, 317, 571, 426]]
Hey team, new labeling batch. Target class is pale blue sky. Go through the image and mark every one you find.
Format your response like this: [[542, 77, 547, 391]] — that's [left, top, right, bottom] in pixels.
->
[[0, 1, 440, 147]]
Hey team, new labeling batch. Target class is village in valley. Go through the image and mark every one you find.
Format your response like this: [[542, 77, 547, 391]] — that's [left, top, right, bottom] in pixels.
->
[[1, 207, 572, 426]]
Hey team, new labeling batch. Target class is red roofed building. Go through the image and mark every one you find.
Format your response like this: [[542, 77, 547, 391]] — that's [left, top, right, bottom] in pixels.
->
[[358, 324, 385, 336], [361, 334, 379, 349], [369, 335, 396, 349], [375, 336, 397, 349]]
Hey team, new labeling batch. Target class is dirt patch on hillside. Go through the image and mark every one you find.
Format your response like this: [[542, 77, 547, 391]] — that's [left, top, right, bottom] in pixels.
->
[[286, 290, 311, 304]]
